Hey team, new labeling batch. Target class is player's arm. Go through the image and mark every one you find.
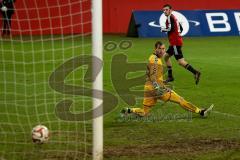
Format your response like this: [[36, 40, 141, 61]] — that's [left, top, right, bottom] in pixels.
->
[[179, 23, 183, 33], [146, 57, 158, 84], [147, 57, 166, 95], [161, 16, 175, 32]]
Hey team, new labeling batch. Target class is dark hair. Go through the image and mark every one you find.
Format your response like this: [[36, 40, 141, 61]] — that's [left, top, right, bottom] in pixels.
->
[[163, 4, 172, 9], [155, 41, 163, 49]]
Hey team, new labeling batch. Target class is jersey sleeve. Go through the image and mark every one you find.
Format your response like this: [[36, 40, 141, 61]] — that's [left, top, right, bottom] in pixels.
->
[[146, 55, 159, 87], [161, 16, 175, 32]]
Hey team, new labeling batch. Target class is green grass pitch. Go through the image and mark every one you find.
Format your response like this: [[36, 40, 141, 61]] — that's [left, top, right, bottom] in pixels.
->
[[0, 35, 240, 160]]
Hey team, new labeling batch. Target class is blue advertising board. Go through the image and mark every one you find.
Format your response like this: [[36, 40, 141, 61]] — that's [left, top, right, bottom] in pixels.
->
[[128, 10, 240, 37]]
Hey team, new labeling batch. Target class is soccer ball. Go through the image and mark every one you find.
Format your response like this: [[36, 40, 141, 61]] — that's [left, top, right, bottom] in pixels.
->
[[32, 125, 49, 144], [1, 6, 7, 12]]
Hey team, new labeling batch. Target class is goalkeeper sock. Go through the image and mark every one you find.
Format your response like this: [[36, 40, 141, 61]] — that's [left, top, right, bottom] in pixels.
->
[[132, 105, 152, 116], [131, 108, 146, 117], [179, 99, 201, 114], [185, 64, 197, 75]]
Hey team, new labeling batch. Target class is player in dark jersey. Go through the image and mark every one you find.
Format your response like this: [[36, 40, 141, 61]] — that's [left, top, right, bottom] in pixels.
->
[[0, 0, 16, 37], [161, 4, 201, 85]]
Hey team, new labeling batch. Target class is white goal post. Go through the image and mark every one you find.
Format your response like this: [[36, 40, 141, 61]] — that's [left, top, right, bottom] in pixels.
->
[[92, 0, 103, 160], [0, 0, 103, 159]]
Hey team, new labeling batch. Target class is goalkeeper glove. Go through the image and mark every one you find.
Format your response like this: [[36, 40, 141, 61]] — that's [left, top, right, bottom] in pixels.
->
[[152, 82, 164, 96]]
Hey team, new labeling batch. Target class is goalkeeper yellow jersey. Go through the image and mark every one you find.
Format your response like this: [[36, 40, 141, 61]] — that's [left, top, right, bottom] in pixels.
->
[[146, 54, 164, 85]]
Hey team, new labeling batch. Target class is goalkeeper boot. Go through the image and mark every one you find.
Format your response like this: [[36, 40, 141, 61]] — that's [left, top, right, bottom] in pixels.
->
[[120, 107, 132, 115], [200, 104, 214, 117], [195, 71, 201, 85]]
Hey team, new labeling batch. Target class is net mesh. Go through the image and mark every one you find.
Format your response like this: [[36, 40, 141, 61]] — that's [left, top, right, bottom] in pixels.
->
[[0, 0, 93, 159]]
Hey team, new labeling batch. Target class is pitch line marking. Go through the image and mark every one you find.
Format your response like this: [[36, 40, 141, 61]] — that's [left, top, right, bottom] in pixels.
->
[[212, 111, 240, 119]]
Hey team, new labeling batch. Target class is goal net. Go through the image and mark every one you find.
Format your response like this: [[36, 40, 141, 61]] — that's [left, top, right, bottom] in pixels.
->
[[0, 0, 102, 159]]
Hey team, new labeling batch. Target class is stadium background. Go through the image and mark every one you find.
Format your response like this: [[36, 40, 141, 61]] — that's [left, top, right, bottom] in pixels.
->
[[1, 0, 240, 35], [1, 1, 240, 160]]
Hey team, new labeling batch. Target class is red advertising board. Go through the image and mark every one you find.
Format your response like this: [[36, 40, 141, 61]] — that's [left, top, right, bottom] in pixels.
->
[[1, 0, 240, 35]]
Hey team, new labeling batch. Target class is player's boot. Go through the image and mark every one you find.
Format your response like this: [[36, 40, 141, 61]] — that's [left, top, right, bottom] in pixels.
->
[[164, 76, 174, 84], [195, 71, 201, 85], [200, 104, 214, 117], [120, 107, 132, 115]]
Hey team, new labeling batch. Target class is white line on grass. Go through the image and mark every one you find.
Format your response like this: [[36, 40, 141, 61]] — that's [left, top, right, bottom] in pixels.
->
[[212, 111, 240, 119]]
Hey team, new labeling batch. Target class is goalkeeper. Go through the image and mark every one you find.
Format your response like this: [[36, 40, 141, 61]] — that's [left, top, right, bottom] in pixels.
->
[[121, 41, 213, 117]]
